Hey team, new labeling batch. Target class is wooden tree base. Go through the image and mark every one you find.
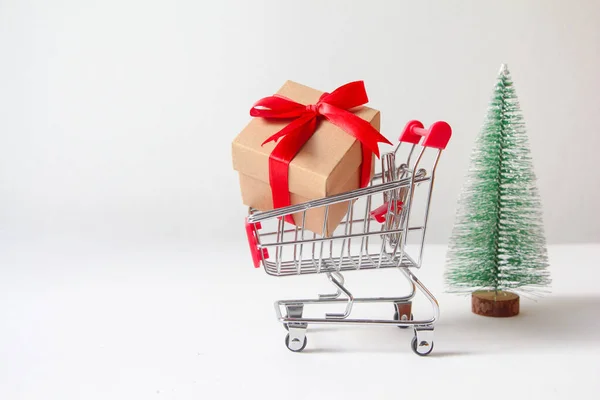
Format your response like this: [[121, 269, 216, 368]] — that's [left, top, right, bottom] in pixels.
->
[[472, 290, 519, 317]]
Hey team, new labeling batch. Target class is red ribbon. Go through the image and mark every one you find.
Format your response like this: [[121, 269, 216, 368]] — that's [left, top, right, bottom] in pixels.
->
[[250, 81, 391, 224]]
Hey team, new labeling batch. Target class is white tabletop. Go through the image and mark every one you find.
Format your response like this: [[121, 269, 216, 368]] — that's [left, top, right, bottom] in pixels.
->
[[1, 237, 598, 400]]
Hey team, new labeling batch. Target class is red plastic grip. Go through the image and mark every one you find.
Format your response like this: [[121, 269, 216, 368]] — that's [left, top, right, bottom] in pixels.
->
[[370, 201, 403, 223], [245, 218, 269, 268], [399, 120, 452, 150]]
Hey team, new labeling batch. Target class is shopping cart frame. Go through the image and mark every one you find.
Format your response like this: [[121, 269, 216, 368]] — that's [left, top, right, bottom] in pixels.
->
[[246, 120, 451, 355]]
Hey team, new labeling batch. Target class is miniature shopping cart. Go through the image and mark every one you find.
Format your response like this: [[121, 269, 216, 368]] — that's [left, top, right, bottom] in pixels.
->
[[245, 120, 451, 356]]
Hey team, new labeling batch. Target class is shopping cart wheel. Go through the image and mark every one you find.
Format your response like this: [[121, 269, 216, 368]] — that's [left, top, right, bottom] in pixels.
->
[[393, 311, 414, 329], [393, 302, 413, 329], [283, 304, 304, 332], [411, 335, 434, 356], [285, 334, 307, 352]]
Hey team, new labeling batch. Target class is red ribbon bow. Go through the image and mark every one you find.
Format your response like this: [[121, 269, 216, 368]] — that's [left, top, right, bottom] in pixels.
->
[[250, 81, 391, 223]]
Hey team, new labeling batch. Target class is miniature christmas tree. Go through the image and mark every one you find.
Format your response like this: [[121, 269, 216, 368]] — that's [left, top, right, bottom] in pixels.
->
[[445, 64, 551, 317]]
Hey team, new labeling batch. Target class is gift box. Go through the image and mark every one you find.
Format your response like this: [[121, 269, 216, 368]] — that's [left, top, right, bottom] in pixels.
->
[[232, 80, 386, 236]]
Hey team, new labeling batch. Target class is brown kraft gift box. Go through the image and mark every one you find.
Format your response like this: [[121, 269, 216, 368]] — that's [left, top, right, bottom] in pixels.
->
[[231, 80, 381, 236]]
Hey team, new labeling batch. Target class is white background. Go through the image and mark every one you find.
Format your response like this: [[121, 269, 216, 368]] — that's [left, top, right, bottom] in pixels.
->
[[1, 0, 600, 244], [1, 1, 600, 399]]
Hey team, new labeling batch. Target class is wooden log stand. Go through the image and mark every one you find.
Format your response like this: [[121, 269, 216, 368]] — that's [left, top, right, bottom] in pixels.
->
[[472, 290, 519, 317]]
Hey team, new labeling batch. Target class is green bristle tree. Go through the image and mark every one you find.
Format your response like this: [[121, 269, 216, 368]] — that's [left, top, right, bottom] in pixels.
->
[[445, 64, 551, 317]]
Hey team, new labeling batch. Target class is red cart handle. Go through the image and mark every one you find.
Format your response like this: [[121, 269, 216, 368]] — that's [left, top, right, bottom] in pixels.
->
[[245, 218, 269, 268], [399, 120, 451, 150]]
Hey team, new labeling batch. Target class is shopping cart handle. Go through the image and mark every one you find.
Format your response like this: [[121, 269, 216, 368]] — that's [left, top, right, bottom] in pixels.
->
[[399, 120, 452, 150], [370, 201, 403, 223], [245, 218, 269, 268]]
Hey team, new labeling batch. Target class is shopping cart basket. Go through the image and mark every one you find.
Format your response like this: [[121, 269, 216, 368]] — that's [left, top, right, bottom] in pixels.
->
[[245, 119, 452, 355]]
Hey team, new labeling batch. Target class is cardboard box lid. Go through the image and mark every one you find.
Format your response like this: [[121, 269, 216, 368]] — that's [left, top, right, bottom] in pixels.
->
[[232, 80, 380, 199]]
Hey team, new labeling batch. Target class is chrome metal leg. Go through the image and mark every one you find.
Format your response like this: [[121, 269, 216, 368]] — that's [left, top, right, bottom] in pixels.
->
[[399, 267, 438, 356], [400, 268, 440, 325], [324, 273, 354, 319], [284, 304, 308, 352], [284, 303, 304, 324], [318, 271, 344, 300], [398, 266, 417, 300]]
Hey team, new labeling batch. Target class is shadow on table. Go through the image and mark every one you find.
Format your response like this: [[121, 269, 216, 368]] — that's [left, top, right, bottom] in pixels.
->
[[436, 295, 600, 354], [301, 296, 600, 356]]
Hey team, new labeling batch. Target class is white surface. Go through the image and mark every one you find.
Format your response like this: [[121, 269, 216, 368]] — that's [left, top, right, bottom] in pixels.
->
[[1, 0, 600, 244], [1, 239, 599, 399], [1, 2, 600, 397]]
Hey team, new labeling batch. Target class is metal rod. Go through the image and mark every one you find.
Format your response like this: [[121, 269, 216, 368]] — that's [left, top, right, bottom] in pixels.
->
[[324, 272, 354, 319], [297, 211, 306, 275], [261, 226, 423, 248], [416, 150, 442, 266], [248, 175, 430, 223]]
